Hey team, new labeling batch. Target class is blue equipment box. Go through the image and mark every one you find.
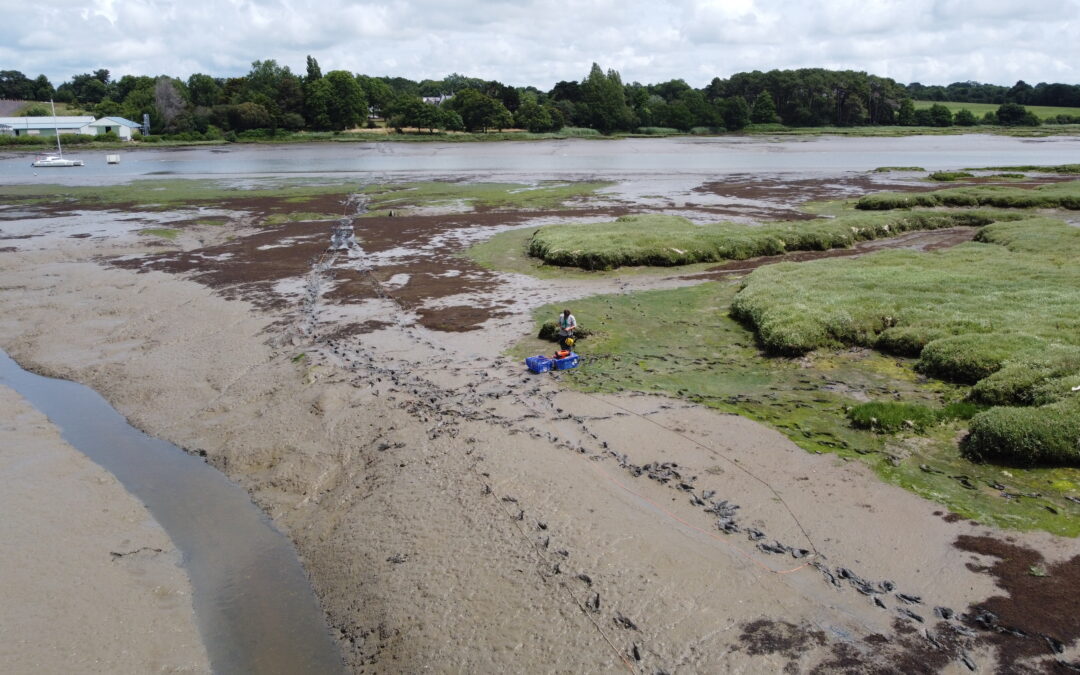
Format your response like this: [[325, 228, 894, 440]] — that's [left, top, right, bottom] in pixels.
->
[[525, 355, 553, 373], [554, 352, 580, 370]]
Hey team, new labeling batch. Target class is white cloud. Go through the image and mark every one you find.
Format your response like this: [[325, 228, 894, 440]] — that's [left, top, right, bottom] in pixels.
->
[[1, 0, 1078, 89]]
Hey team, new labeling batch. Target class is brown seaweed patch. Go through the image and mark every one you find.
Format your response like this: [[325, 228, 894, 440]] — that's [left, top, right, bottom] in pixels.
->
[[738, 619, 827, 659], [954, 535, 1080, 673], [415, 305, 510, 332]]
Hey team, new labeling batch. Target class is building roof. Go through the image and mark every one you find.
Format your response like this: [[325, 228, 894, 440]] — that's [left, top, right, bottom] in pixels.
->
[[0, 116, 95, 130], [88, 116, 141, 128]]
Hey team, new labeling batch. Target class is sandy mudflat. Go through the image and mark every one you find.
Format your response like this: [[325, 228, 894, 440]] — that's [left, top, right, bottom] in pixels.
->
[[1, 170, 1078, 672], [0, 385, 209, 674]]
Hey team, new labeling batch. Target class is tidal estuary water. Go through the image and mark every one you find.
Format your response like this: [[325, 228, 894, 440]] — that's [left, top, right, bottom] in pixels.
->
[[1, 133, 1078, 183]]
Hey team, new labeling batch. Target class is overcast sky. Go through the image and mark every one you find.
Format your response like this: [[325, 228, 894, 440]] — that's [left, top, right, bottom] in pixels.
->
[[4, 0, 1079, 89]]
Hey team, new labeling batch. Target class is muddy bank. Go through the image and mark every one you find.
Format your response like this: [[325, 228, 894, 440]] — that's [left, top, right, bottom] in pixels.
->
[[0, 385, 210, 675]]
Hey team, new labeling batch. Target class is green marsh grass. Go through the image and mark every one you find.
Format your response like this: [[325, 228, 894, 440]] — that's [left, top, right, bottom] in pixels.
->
[[512, 283, 1080, 535], [138, 228, 180, 240], [731, 217, 1080, 467], [856, 181, 1080, 210], [526, 211, 1017, 270], [961, 164, 1080, 174], [928, 171, 975, 181]]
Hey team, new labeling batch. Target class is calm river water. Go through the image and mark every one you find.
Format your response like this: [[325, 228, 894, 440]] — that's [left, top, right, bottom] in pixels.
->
[[0, 351, 345, 675], [2, 134, 1078, 184]]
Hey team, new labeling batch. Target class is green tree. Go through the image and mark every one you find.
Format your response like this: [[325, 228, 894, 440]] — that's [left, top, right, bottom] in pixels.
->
[[440, 109, 465, 132], [323, 70, 367, 130], [32, 74, 54, 100], [357, 75, 394, 117], [93, 98, 122, 117], [544, 104, 565, 131], [0, 70, 34, 99], [304, 78, 332, 130], [997, 102, 1039, 126], [448, 88, 506, 132], [229, 102, 272, 130], [187, 74, 222, 107], [305, 55, 322, 83], [514, 100, 553, 132], [954, 109, 977, 126], [665, 101, 694, 131], [389, 97, 443, 133], [1006, 80, 1033, 105], [928, 103, 953, 127], [897, 98, 916, 126], [750, 90, 779, 124], [722, 96, 751, 130], [580, 63, 634, 134], [120, 81, 158, 131]]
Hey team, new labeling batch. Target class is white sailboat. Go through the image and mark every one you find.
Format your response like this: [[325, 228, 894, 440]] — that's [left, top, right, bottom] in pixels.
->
[[31, 100, 84, 168]]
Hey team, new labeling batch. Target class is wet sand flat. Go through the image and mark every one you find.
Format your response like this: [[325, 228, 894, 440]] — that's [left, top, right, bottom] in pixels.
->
[[0, 385, 209, 674]]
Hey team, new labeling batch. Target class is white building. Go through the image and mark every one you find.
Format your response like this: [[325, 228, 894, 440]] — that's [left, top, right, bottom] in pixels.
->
[[0, 115, 141, 140], [0, 115, 94, 136], [86, 117, 142, 140]]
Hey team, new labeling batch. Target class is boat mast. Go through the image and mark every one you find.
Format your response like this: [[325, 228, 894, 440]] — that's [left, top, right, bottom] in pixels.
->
[[50, 99, 62, 158]]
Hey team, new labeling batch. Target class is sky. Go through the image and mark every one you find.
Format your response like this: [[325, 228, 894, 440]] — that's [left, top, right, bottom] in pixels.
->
[[3, 0, 1080, 89]]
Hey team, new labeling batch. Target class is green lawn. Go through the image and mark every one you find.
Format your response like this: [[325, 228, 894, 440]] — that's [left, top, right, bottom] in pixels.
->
[[915, 100, 1080, 120]]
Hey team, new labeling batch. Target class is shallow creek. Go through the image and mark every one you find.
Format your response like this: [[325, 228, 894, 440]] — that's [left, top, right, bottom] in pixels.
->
[[0, 349, 344, 674]]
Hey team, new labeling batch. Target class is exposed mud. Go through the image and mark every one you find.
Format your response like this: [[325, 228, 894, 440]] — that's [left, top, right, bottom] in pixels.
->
[[694, 172, 935, 209]]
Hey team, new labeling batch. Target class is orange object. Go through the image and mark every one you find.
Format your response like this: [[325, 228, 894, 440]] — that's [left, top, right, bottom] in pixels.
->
[[555, 350, 570, 358]]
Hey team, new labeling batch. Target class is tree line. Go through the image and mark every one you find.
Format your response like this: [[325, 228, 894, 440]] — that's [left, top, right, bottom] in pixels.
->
[[906, 80, 1080, 108], [2, 63, 1076, 139]]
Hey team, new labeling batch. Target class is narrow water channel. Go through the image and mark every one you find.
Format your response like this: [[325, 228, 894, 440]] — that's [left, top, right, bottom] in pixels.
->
[[0, 349, 345, 674]]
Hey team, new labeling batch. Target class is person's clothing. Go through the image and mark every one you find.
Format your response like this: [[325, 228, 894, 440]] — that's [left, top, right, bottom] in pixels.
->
[[558, 313, 577, 337]]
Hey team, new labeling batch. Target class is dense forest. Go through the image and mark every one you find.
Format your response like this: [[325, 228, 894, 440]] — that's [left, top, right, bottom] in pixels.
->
[[1, 61, 1078, 139]]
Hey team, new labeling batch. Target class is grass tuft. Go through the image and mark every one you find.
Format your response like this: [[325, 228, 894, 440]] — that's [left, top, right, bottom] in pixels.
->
[[139, 228, 180, 240], [848, 401, 938, 432], [929, 171, 975, 181]]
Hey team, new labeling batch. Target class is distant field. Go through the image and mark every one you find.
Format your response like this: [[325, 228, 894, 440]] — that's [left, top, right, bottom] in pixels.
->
[[915, 100, 1080, 120], [10, 100, 91, 116]]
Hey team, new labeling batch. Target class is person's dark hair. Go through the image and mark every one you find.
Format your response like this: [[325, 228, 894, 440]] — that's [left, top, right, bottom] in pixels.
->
[[563, 309, 571, 315]]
